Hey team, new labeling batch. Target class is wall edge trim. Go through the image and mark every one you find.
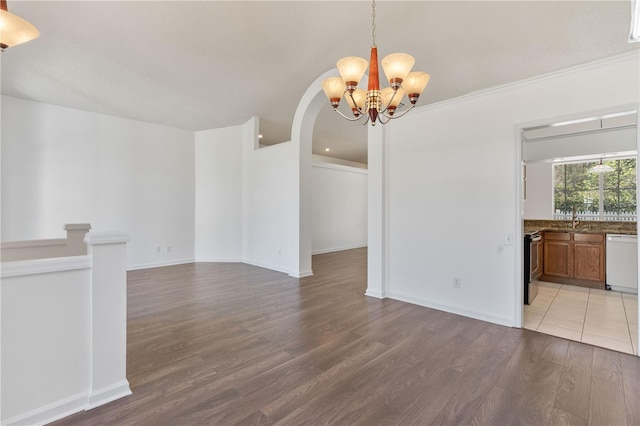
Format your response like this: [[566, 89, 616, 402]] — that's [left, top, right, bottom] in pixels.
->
[[86, 380, 132, 410], [413, 50, 640, 115], [1, 255, 91, 278]]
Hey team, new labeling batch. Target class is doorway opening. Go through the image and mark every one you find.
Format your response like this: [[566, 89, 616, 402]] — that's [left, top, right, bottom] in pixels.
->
[[519, 109, 639, 355], [294, 69, 369, 283]]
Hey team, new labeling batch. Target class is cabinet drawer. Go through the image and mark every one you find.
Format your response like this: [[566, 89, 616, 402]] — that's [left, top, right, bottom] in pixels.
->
[[544, 232, 571, 241], [574, 233, 604, 243]]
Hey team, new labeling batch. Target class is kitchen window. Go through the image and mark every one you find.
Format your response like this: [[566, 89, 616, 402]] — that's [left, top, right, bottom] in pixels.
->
[[554, 158, 637, 221]]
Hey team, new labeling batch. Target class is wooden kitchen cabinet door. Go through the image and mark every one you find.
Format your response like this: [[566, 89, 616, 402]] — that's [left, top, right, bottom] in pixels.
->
[[544, 241, 572, 278], [573, 242, 605, 282]]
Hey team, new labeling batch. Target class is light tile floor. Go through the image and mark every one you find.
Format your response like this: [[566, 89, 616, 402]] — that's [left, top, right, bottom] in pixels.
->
[[524, 281, 638, 355]]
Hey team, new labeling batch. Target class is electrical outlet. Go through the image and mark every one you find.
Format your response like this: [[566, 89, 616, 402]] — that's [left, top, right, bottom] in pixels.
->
[[453, 277, 462, 288], [166, 245, 172, 253], [156, 246, 161, 253], [504, 233, 513, 245]]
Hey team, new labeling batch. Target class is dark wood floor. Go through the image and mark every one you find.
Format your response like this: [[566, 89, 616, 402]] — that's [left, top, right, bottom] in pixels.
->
[[54, 248, 639, 425]]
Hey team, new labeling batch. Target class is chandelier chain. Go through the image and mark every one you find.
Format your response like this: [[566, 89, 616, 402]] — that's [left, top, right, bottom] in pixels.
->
[[371, 0, 376, 46]]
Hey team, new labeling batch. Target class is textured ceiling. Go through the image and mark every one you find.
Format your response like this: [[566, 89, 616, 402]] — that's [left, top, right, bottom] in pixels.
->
[[2, 1, 638, 164]]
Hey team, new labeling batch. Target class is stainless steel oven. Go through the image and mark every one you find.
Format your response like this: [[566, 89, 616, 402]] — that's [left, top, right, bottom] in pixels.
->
[[524, 232, 541, 304]]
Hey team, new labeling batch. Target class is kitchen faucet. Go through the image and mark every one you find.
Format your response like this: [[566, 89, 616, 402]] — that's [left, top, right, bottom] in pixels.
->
[[571, 206, 580, 229]]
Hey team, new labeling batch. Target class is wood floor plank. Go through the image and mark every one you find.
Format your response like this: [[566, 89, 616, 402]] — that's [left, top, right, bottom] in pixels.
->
[[471, 386, 521, 426], [589, 377, 628, 426], [430, 327, 519, 425], [551, 408, 589, 426], [591, 346, 624, 385], [49, 248, 640, 426], [554, 341, 593, 422], [621, 353, 640, 426]]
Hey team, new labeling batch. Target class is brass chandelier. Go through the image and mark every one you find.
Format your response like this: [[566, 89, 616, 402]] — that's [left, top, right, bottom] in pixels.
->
[[321, 0, 430, 126]]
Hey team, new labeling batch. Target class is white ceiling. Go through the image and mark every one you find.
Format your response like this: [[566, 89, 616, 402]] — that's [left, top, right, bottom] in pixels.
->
[[2, 1, 638, 164]]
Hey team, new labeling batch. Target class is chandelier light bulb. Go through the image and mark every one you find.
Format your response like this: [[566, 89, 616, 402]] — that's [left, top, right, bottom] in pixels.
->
[[336, 56, 368, 92], [402, 71, 431, 104], [321, 77, 346, 108], [381, 87, 405, 115], [346, 89, 367, 117], [381, 53, 415, 89]]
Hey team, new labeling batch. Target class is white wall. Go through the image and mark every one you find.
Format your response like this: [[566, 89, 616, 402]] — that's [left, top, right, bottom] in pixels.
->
[[1, 96, 195, 269], [524, 126, 636, 162], [194, 126, 243, 261], [2, 233, 130, 425], [311, 162, 367, 254], [524, 162, 554, 219], [311, 154, 367, 169], [2, 267, 90, 422], [241, 118, 299, 274], [380, 52, 639, 326]]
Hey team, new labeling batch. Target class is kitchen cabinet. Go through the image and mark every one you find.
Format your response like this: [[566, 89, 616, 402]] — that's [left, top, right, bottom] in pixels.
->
[[543, 233, 571, 278], [573, 233, 606, 282], [542, 231, 605, 288]]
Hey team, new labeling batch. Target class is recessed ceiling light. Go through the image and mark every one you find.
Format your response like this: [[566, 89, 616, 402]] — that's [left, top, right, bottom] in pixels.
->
[[325, 148, 330, 152], [258, 134, 263, 139]]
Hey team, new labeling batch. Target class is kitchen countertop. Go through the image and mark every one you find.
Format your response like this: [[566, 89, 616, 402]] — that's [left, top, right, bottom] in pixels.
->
[[524, 219, 637, 235]]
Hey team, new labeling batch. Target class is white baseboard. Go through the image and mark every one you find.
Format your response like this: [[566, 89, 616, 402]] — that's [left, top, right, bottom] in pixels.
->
[[86, 380, 132, 410], [127, 258, 195, 271], [608, 285, 637, 295], [2, 392, 86, 426], [194, 258, 242, 263], [312, 244, 368, 255], [289, 269, 314, 278], [387, 290, 514, 327], [3, 382, 132, 425], [241, 258, 291, 275], [364, 288, 387, 299]]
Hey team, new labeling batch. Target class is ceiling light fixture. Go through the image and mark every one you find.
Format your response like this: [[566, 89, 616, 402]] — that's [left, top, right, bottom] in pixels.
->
[[0, 0, 39, 51], [321, 0, 430, 126], [589, 158, 614, 173]]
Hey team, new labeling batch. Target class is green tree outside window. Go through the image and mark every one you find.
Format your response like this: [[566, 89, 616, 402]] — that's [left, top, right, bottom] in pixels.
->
[[554, 159, 636, 219]]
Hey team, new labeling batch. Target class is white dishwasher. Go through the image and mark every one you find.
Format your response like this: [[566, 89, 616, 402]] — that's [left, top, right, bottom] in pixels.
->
[[606, 234, 638, 294]]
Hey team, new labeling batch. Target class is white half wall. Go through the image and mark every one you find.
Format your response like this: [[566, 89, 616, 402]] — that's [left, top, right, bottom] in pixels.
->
[[194, 126, 243, 261], [380, 52, 639, 326], [241, 118, 298, 274], [524, 162, 554, 220], [1, 267, 91, 423], [1, 96, 195, 269], [311, 162, 367, 254]]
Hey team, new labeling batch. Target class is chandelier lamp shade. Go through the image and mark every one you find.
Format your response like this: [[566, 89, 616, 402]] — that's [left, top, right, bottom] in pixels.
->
[[321, 0, 430, 126], [0, 0, 39, 51]]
